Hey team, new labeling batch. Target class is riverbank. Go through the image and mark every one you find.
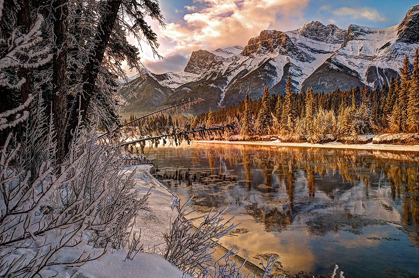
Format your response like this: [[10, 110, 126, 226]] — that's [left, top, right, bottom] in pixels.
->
[[195, 140, 419, 152], [78, 165, 187, 278], [78, 165, 267, 277]]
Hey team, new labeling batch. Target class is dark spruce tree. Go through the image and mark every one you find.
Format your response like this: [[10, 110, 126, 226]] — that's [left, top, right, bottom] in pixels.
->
[[407, 49, 419, 132], [255, 86, 273, 135]]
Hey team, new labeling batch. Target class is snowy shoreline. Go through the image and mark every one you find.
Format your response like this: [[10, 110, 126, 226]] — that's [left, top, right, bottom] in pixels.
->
[[78, 165, 188, 278], [195, 140, 419, 152]]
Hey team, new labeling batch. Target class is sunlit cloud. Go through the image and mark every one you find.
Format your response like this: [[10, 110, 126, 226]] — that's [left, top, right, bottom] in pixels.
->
[[120, 0, 413, 75], [160, 0, 310, 52], [129, 0, 310, 74], [331, 7, 386, 22], [184, 5, 197, 11]]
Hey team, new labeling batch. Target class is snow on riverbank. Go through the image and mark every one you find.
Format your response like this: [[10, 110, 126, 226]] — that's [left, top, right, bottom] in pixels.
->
[[77, 165, 188, 278], [125, 165, 178, 253], [195, 140, 419, 152], [77, 252, 188, 278]]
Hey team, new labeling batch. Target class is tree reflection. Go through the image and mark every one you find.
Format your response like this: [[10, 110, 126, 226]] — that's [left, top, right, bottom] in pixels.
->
[[148, 144, 419, 245]]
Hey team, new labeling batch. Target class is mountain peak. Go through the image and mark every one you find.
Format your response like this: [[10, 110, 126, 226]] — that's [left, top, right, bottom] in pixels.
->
[[298, 20, 345, 44], [184, 49, 224, 75], [397, 4, 419, 43], [242, 30, 287, 56], [121, 4, 419, 115]]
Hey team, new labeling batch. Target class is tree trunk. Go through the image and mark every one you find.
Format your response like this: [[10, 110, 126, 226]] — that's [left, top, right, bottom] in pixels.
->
[[52, 0, 68, 162], [17, 0, 32, 104], [65, 0, 121, 151]]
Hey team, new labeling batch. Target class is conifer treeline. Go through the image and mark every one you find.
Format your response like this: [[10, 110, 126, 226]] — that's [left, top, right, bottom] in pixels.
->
[[196, 51, 419, 140]]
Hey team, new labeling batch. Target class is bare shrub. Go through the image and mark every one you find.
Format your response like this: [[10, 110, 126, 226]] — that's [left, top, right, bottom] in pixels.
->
[[0, 103, 148, 277], [163, 199, 238, 277]]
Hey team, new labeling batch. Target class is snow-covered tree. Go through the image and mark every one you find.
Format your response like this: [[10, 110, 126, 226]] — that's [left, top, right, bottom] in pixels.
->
[[337, 106, 354, 135], [0, 1, 166, 276], [1, 0, 165, 160], [313, 109, 337, 136]]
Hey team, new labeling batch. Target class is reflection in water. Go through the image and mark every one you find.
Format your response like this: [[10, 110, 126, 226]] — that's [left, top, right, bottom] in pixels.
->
[[146, 143, 419, 277]]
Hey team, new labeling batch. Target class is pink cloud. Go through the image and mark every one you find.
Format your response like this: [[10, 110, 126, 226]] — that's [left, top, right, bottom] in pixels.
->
[[162, 0, 310, 50], [125, 0, 310, 75]]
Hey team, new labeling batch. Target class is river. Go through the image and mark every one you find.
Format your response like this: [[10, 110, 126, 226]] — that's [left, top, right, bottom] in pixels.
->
[[144, 142, 419, 277]]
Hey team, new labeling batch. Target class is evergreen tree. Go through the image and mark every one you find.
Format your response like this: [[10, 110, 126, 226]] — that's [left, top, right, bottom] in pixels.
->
[[240, 93, 252, 136], [255, 86, 272, 135], [390, 76, 402, 132], [305, 88, 314, 134], [407, 49, 419, 132], [399, 54, 411, 131], [371, 90, 379, 129], [206, 108, 214, 127], [338, 104, 349, 135], [281, 76, 294, 132], [383, 76, 395, 121], [362, 85, 371, 109], [275, 95, 282, 121], [351, 89, 356, 110]]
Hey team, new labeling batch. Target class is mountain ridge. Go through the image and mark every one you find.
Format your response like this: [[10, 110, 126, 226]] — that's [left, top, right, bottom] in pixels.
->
[[119, 4, 419, 115]]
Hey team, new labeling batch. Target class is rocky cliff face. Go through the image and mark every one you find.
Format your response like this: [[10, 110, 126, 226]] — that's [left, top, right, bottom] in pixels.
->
[[298, 21, 345, 44], [397, 4, 419, 43], [184, 50, 225, 75], [119, 4, 419, 115], [243, 30, 285, 55]]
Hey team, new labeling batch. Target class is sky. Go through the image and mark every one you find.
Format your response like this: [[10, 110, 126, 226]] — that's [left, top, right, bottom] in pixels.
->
[[124, 0, 418, 76]]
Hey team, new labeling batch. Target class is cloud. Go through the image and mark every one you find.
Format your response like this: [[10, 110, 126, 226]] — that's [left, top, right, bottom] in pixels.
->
[[319, 5, 331, 12], [159, 0, 310, 53], [332, 7, 386, 22], [143, 52, 190, 74], [133, 0, 310, 74], [184, 5, 197, 11]]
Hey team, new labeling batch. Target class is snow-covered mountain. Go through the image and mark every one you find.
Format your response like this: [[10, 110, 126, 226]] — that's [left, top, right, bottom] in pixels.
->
[[119, 4, 419, 115]]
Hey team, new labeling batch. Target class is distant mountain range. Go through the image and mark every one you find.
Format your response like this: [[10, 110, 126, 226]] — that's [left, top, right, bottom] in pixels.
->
[[119, 4, 419, 116]]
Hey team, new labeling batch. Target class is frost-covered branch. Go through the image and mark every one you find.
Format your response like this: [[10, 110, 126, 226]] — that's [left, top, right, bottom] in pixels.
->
[[0, 102, 149, 277], [120, 125, 235, 148], [0, 14, 52, 90], [164, 199, 239, 277]]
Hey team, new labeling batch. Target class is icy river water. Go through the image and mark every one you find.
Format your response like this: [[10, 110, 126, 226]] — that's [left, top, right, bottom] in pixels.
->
[[144, 143, 419, 277]]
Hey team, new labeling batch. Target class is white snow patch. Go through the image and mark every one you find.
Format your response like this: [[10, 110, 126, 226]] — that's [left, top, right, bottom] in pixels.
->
[[212, 45, 244, 58], [78, 252, 191, 278], [333, 24, 419, 85], [156, 72, 199, 90]]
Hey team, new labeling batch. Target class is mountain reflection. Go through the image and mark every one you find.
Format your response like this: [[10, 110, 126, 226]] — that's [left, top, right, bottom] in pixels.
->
[[146, 143, 419, 277], [150, 144, 418, 238]]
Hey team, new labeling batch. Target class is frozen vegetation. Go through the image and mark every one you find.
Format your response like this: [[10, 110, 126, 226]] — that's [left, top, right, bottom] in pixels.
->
[[0, 0, 415, 277]]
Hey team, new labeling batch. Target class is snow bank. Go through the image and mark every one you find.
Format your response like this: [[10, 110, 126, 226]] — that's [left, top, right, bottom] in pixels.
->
[[125, 165, 178, 252], [77, 251, 189, 278], [373, 133, 419, 145], [76, 165, 185, 278]]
